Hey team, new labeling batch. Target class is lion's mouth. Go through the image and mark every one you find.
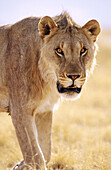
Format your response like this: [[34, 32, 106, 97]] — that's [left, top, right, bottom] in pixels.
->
[[57, 81, 82, 94]]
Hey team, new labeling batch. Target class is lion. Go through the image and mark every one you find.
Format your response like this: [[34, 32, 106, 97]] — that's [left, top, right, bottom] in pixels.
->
[[0, 12, 100, 169]]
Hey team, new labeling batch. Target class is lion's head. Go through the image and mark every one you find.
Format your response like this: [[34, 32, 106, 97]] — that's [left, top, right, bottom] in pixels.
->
[[38, 13, 100, 100]]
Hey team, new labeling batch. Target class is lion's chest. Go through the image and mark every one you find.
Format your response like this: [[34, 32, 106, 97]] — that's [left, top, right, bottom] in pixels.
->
[[36, 92, 59, 114]]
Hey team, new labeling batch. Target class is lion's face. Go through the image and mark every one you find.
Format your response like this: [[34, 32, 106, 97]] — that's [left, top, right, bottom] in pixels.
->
[[38, 15, 100, 99]]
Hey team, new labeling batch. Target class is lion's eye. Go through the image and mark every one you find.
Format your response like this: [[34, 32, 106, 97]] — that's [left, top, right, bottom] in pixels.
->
[[80, 47, 87, 56], [55, 48, 64, 57]]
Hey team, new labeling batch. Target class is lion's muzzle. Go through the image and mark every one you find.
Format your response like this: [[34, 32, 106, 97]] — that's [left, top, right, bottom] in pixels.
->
[[57, 74, 83, 94]]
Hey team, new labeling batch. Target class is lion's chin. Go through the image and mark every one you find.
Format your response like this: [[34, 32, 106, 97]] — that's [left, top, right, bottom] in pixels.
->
[[56, 81, 82, 101], [60, 92, 81, 101]]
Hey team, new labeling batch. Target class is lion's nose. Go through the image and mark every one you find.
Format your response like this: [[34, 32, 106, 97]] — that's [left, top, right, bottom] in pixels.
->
[[66, 74, 80, 80]]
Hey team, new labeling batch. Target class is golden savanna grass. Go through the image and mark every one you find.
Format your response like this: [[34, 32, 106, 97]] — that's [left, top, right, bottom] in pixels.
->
[[0, 31, 111, 170]]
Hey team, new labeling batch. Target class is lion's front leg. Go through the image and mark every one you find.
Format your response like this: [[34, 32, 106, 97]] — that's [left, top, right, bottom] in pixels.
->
[[35, 111, 53, 163], [11, 107, 46, 170]]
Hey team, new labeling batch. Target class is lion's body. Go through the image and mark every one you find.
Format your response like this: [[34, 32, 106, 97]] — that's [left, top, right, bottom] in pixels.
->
[[0, 13, 100, 169]]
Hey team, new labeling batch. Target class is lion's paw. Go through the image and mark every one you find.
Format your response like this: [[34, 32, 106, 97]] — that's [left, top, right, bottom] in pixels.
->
[[12, 160, 32, 170]]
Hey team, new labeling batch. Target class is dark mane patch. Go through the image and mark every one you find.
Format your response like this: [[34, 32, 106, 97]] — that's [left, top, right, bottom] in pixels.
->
[[53, 12, 80, 35], [56, 16, 68, 28], [68, 26, 72, 33], [54, 12, 77, 29]]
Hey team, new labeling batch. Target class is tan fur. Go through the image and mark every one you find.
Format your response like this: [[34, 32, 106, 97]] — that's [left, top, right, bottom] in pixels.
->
[[0, 12, 100, 169]]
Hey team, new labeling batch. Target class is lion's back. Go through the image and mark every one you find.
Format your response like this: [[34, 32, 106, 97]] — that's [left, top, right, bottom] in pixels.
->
[[0, 17, 42, 112], [0, 25, 10, 86]]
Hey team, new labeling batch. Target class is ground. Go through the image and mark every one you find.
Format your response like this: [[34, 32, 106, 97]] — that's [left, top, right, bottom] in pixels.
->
[[0, 30, 111, 170]]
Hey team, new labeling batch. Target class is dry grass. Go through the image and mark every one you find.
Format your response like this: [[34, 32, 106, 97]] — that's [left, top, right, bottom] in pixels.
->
[[0, 31, 111, 170]]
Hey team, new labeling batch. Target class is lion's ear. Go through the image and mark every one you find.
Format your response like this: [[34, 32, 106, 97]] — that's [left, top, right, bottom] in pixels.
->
[[82, 20, 100, 42], [38, 16, 57, 39]]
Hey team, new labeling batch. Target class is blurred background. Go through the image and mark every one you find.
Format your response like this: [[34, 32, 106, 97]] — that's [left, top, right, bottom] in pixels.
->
[[0, 0, 111, 169], [0, 0, 111, 29]]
